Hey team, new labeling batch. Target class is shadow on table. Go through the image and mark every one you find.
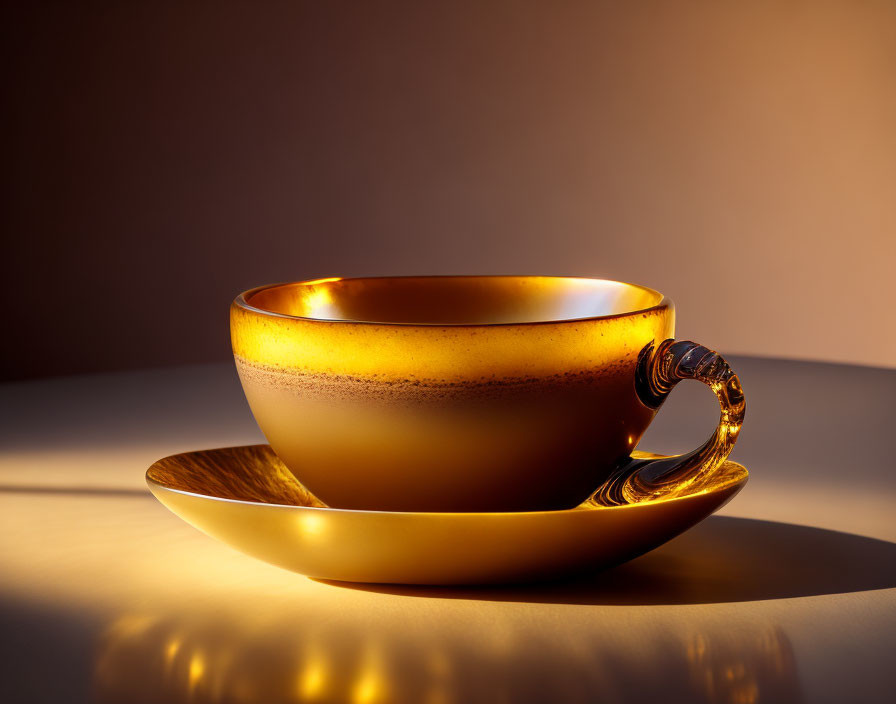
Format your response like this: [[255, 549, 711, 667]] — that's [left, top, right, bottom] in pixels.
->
[[323, 516, 896, 605], [9, 516, 881, 703]]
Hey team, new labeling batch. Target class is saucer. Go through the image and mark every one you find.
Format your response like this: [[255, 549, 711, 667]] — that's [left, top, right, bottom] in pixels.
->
[[146, 445, 747, 585]]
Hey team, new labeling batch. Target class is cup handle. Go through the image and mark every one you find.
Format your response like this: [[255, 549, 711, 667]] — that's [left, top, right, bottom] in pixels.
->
[[592, 339, 746, 506]]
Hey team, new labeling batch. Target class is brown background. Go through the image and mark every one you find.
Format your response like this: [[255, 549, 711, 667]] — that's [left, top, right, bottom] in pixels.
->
[[4, 0, 894, 381]]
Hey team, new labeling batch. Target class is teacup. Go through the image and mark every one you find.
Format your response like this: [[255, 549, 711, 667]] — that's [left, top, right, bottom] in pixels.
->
[[231, 276, 745, 512]]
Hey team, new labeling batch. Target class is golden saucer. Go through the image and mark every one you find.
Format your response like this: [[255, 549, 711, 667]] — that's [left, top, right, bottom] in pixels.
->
[[146, 445, 747, 585]]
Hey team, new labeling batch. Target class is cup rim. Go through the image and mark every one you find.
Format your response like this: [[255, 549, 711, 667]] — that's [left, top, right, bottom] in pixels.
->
[[233, 275, 671, 328]]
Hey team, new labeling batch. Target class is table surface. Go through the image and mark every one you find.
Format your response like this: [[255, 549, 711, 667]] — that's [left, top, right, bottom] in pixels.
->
[[1, 357, 894, 704]]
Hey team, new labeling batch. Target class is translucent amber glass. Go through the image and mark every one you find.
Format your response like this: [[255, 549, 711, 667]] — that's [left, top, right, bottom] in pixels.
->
[[231, 276, 674, 512]]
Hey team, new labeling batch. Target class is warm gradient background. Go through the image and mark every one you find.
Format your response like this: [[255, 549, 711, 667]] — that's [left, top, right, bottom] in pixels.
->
[[4, 1, 894, 380]]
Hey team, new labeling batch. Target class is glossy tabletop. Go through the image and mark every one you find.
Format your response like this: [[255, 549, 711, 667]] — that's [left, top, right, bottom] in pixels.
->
[[1, 357, 894, 703]]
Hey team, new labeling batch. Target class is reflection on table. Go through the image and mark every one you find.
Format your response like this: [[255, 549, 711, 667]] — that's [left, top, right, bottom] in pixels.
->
[[94, 604, 799, 704]]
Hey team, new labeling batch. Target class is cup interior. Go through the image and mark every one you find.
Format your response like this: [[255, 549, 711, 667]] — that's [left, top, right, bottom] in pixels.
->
[[242, 276, 664, 326]]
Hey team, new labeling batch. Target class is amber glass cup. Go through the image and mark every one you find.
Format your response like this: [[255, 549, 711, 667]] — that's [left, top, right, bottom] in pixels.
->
[[231, 276, 745, 512]]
